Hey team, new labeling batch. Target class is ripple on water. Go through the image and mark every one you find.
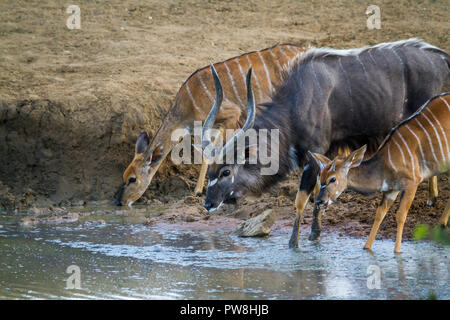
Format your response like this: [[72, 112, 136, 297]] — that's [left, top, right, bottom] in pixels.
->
[[0, 219, 448, 299]]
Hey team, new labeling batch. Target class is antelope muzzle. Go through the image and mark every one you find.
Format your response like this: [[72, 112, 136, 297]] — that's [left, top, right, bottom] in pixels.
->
[[115, 184, 125, 206]]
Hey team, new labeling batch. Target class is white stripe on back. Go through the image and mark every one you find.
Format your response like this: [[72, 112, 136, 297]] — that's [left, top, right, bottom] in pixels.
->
[[392, 49, 406, 104], [338, 58, 353, 112], [268, 48, 284, 78], [405, 124, 429, 174], [367, 50, 378, 66], [397, 131, 417, 182], [245, 55, 264, 102], [422, 52, 438, 73], [311, 56, 323, 95], [257, 51, 273, 92], [424, 108, 448, 162], [440, 96, 450, 112], [186, 81, 204, 115], [224, 61, 244, 107], [278, 46, 290, 61], [356, 55, 369, 82], [197, 72, 213, 102], [415, 118, 439, 164], [286, 46, 298, 56], [422, 111, 445, 162], [387, 144, 398, 172], [392, 136, 407, 168]]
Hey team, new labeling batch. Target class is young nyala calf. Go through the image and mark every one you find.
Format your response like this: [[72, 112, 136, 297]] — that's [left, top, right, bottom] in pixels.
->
[[309, 93, 450, 253]]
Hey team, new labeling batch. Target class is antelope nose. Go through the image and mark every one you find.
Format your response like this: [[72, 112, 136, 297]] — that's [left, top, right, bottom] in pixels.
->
[[204, 202, 213, 211], [116, 184, 125, 207]]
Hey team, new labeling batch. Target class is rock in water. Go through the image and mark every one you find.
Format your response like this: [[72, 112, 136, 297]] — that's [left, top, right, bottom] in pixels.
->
[[236, 209, 274, 237]]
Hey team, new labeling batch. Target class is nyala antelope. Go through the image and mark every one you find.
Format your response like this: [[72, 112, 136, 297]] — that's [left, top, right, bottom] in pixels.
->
[[309, 93, 450, 253], [196, 39, 449, 245], [116, 44, 305, 206]]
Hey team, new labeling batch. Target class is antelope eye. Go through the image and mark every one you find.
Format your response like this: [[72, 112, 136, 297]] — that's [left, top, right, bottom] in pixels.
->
[[128, 177, 137, 184], [222, 169, 231, 177], [329, 177, 336, 184]]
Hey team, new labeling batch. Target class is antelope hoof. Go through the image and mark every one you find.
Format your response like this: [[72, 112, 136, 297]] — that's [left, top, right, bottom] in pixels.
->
[[288, 238, 299, 249], [426, 198, 436, 206], [308, 230, 321, 241]]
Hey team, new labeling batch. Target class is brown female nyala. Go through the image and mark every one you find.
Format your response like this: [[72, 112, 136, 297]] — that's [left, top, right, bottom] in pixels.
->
[[310, 93, 450, 252]]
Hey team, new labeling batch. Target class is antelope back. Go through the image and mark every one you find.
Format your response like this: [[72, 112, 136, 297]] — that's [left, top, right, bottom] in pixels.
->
[[378, 92, 450, 181]]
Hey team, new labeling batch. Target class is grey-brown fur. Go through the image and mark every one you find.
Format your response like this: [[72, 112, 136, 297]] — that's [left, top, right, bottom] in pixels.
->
[[204, 39, 450, 212]]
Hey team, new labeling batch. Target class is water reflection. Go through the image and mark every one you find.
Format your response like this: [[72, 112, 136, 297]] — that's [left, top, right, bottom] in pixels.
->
[[0, 215, 448, 299]]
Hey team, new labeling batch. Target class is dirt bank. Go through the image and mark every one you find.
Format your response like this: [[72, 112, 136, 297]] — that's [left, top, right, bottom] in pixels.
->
[[0, 0, 449, 228], [18, 174, 449, 241]]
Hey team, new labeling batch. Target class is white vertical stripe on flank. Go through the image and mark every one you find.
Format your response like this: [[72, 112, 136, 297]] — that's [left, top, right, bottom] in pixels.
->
[[278, 46, 291, 61], [415, 118, 439, 164], [356, 55, 369, 82], [422, 52, 437, 73], [338, 58, 353, 112], [392, 136, 407, 167], [422, 112, 445, 162], [405, 124, 429, 174], [186, 81, 204, 115], [426, 108, 449, 161], [236, 58, 247, 84], [235, 58, 257, 103], [286, 45, 299, 56], [311, 56, 323, 95], [268, 48, 283, 78], [257, 51, 273, 92], [367, 50, 378, 66], [197, 71, 213, 102], [392, 49, 406, 104], [245, 55, 264, 102], [224, 61, 244, 107], [439, 96, 450, 112], [397, 131, 417, 182], [387, 144, 398, 172]]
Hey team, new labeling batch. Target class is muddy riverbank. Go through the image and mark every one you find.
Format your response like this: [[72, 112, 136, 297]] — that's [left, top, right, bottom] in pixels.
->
[[10, 174, 449, 241]]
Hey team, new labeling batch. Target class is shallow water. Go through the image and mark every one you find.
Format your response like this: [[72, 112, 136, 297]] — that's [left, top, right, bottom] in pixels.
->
[[0, 210, 448, 300]]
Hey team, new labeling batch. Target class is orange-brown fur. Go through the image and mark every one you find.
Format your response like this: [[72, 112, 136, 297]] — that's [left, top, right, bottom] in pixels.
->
[[311, 93, 450, 252]]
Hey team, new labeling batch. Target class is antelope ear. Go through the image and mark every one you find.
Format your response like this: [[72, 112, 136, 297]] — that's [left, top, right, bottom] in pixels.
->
[[307, 151, 331, 171], [149, 143, 164, 163], [135, 132, 150, 154], [345, 145, 367, 168]]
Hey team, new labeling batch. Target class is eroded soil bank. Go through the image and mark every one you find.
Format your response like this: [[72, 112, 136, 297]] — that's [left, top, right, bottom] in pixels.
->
[[0, 1, 449, 241], [16, 175, 450, 241]]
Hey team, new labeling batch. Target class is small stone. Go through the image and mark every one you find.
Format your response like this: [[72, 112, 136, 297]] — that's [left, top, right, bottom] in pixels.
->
[[236, 209, 275, 237], [185, 215, 197, 222], [143, 218, 154, 226]]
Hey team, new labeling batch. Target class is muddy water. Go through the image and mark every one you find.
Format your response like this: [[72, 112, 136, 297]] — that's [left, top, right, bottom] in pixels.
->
[[0, 210, 448, 300]]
